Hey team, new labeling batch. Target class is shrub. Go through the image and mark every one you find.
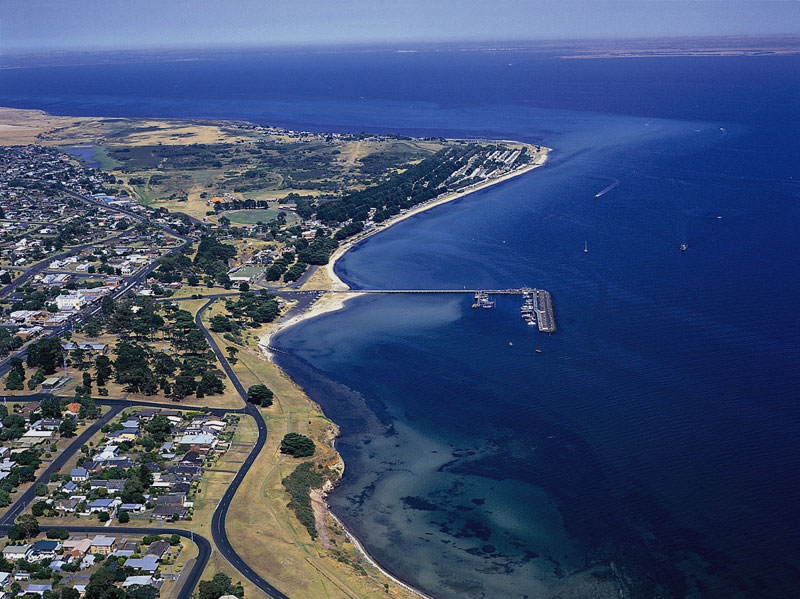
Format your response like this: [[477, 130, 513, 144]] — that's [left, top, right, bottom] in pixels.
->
[[280, 432, 315, 458]]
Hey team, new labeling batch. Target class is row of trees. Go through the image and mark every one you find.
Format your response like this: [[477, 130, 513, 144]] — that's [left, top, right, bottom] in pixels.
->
[[211, 291, 280, 334]]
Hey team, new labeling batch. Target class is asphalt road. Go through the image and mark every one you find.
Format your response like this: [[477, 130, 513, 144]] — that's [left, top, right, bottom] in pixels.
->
[[196, 299, 289, 599], [0, 404, 123, 526]]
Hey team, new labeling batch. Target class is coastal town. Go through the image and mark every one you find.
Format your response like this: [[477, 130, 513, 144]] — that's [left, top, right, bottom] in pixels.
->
[[0, 108, 549, 599]]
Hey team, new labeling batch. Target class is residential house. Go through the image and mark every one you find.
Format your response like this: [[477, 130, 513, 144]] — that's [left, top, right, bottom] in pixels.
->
[[89, 535, 116, 555], [144, 541, 170, 559], [152, 505, 186, 520], [155, 494, 185, 508], [63, 403, 81, 417], [62, 539, 92, 559], [124, 555, 159, 574], [1, 545, 31, 560], [107, 428, 137, 442], [177, 432, 216, 447], [30, 540, 60, 561], [122, 576, 155, 589], [70, 468, 88, 482], [23, 584, 52, 596], [55, 498, 81, 514], [30, 418, 61, 431], [88, 498, 119, 514]]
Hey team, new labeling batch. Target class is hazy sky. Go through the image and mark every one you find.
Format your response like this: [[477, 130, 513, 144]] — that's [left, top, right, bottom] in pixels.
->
[[2, 0, 799, 53]]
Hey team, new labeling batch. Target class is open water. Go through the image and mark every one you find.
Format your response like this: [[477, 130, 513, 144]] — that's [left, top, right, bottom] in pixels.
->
[[2, 48, 799, 598]]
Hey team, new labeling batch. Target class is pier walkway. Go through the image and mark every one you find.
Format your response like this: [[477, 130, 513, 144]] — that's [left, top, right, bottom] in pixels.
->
[[332, 288, 537, 295], [327, 287, 557, 332]]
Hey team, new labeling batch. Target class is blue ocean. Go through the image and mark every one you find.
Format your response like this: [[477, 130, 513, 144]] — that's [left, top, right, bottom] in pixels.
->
[[2, 48, 799, 598]]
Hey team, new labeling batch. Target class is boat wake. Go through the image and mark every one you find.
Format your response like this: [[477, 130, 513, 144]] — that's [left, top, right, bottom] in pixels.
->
[[594, 178, 620, 198]]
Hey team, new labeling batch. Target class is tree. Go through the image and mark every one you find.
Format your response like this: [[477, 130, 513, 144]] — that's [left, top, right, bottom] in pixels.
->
[[238, 282, 250, 292], [5, 370, 24, 391], [59, 416, 77, 438], [209, 314, 232, 332], [9, 514, 39, 540], [136, 463, 154, 488], [144, 415, 172, 443], [40, 396, 62, 418], [84, 318, 102, 338], [82, 371, 92, 388], [196, 371, 225, 397], [118, 511, 130, 523], [101, 294, 116, 316], [197, 572, 244, 599], [172, 375, 196, 400], [61, 587, 80, 599], [27, 337, 64, 375], [95, 355, 112, 387], [247, 384, 273, 407], [225, 345, 238, 364], [280, 432, 316, 457], [79, 395, 100, 419], [114, 343, 157, 395], [126, 586, 159, 599], [97, 511, 110, 523], [31, 500, 48, 516], [9, 357, 24, 378]]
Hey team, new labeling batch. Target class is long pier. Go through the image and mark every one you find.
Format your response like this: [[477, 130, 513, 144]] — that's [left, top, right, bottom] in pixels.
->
[[328, 287, 557, 332], [332, 288, 538, 295]]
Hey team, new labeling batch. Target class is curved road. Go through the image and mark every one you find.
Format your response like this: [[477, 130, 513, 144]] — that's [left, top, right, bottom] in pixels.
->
[[196, 299, 289, 599]]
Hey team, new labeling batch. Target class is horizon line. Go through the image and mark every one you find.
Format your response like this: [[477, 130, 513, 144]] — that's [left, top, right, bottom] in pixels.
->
[[3, 34, 800, 58]]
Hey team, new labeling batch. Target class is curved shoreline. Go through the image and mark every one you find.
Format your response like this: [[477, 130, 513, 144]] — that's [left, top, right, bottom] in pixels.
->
[[325, 145, 550, 290], [258, 144, 550, 598]]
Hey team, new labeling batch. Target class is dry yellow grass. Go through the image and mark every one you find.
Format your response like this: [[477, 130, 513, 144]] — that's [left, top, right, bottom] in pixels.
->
[[0, 107, 255, 147], [299, 265, 334, 291]]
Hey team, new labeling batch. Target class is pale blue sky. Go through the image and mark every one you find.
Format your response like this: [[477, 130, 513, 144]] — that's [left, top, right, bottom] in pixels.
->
[[2, 0, 799, 53]]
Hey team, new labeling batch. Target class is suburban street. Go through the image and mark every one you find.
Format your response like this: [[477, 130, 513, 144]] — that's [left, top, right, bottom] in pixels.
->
[[0, 190, 290, 597]]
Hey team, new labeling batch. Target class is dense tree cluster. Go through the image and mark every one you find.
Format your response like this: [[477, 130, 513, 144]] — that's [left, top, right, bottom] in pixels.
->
[[105, 300, 225, 401], [282, 462, 332, 539], [333, 220, 364, 241], [282, 261, 308, 282], [193, 235, 237, 284], [315, 144, 481, 224], [296, 235, 338, 265], [280, 432, 316, 457], [0, 328, 24, 359], [221, 291, 280, 329], [247, 384, 274, 407], [26, 337, 64, 375]]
